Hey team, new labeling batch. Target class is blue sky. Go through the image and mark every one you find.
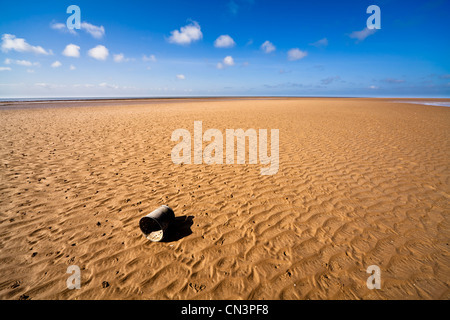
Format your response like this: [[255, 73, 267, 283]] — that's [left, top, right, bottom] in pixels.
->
[[0, 0, 449, 98]]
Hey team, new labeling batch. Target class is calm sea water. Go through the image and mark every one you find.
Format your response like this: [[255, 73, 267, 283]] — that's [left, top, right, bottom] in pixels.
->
[[1, 98, 450, 108], [394, 101, 450, 107]]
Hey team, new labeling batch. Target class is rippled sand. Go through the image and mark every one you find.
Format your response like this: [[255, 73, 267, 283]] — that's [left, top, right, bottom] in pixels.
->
[[0, 98, 449, 300]]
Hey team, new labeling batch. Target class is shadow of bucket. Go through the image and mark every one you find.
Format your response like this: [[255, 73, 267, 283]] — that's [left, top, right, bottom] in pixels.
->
[[139, 205, 175, 242]]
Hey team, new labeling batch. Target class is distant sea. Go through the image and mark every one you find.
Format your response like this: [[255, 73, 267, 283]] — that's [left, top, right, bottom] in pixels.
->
[[0, 97, 161, 102], [1, 97, 450, 108], [394, 101, 450, 108]]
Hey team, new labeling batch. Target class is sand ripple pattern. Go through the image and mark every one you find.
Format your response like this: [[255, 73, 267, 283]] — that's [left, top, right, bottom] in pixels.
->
[[0, 98, 449, 299]]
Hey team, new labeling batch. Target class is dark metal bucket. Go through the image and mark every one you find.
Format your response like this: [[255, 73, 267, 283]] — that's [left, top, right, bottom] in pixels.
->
[[139, 205, 175, 242]]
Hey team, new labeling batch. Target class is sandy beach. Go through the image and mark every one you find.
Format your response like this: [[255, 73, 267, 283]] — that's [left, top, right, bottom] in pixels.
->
[[0, 97, 449, 300]]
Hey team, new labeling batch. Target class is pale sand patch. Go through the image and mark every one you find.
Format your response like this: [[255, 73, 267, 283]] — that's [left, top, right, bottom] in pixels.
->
[[0, 98, 449, 300]]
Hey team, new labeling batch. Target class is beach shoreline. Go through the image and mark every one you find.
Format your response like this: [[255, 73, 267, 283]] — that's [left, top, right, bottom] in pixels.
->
[[1, 96, 450, 110]]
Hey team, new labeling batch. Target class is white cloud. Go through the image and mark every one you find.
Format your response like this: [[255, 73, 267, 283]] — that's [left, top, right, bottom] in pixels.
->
[[113, 54, 123, 63], [349, 28, 377, 42], [217, 56, 235, 69], [168, 21, 203, 45], [0, 67, 11, 71], [368, 85, 379, 90], [51, 61, 62, 68], [51, 21, 105, 38], [33, 82, 67, 89], [1, 34, 52, 55], [4, 58, 40, 67], [35, 83, 51, 88], [176, 74, 186, 80], [113, 53, 130, 63], [223, 56, 234, 66], [287, 48, 307, 61], [99, 82, 119, 89], [310, 38, 328, 47], [88, 45, 109, 60], [50, 22, 77, 35], [50, 22, 66, 30], [98, 82, 136, 90], [143, 54, 156, 62], [16, 60, 34, 66], [214, 35, 236, 48], [35, 83, 67, 89], [70, 65, 76, 70], [260, 40, 276, 53], [62, 44, 80, 58], [80, 22, 105, 39]]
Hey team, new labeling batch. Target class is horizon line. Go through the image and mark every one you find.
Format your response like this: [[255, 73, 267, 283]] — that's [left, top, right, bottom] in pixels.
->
[[2, 95, 450, 103]]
